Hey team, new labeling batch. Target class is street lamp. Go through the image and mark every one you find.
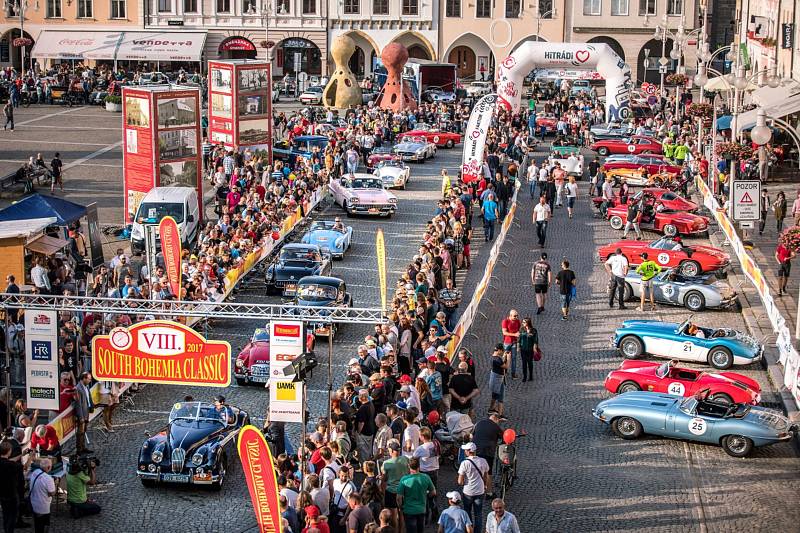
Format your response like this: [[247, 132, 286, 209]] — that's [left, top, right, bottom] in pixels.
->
[[750, 108, 773, 146]]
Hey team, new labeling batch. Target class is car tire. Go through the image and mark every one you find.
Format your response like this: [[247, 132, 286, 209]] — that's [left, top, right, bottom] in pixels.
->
[[684, 290, 706, 312], [609, 215, 624, 230], [708, 346, 733, 369], [211, 453, 227, 491], [235, 377, 247, 386], [663, 224, 678, 237], [619, 335, 644, 359], [141, 478, 156, 488], [721, 434, 754, 458], [265, 284, 276, 296], [617, 380, 641, 394], [611, 416, 643, 440], [446, 139, 455, 148], [679, 260, 700, 277], [598, 147, 610, 156], [709, 392, 733, 406], [623, 283, 633, 302]]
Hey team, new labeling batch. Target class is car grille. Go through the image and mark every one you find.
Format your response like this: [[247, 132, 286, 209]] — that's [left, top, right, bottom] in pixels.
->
[[396, 151, 417, 157], [251, 364, 269, 377], [171, 448, 186, 473], [353, 204, 392, 212]]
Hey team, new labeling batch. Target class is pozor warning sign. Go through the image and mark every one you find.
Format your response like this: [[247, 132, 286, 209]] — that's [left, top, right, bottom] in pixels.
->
[[731, 180, 761, 221], [92, 321, 231, 387]]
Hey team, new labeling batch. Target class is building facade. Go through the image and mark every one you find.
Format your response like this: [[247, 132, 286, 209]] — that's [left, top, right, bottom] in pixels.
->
[[738, 0, 799, 84]]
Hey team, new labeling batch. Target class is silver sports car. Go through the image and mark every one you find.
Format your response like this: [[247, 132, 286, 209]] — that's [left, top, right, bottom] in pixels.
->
[[622, 269, 738, 312]]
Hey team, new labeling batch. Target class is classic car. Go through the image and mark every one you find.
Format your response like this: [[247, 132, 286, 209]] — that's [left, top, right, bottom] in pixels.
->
[[606, 197, 709, 237], [602, 155, 681, 176], [367, 147, 401, 170], [400, 129, 462, 149], [592, 188, 698, 213], [621, 269, 738, 312], [330, 173, 398, 217], [604, 360, 761, 405], [299, 86, 324, 105], [466, 81, 493, 97], [549, 146, 584, 178], [234, 327, 315, 386], [604, 167, 678, 187], [535, 113, 558, 133], [592, 390, 795, 457], [590, 135, 663, 156], [598, 236, 729, 277], [611, 316, 764, 369], [265, 243, 332, 295], [273, 135, 329, 164], [422, 87, 457, 104], [570, 79, 592, 96], [393, 135, 437, 162], [374, 159, 411, 189], [137, 401, 248, 489], [291, 275, 353, 338], [589, 124, 655, 142], [301, 220, 353, 258]]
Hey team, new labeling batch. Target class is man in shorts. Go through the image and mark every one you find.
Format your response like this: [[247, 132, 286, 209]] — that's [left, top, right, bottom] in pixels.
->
[[635, 252, 662, 311], [381, 439, 410, 530], [531, 253, 551, 315]]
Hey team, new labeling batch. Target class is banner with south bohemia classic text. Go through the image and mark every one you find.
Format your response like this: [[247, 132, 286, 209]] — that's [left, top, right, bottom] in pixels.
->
[[159, 215, 182, 298], [92, 320, 231, 386], [376, 228, 387, 312], [237, 425, 282, 532]]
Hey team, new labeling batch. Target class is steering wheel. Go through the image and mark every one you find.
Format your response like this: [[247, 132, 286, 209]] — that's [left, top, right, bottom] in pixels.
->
[[710, 329, 726, 339]]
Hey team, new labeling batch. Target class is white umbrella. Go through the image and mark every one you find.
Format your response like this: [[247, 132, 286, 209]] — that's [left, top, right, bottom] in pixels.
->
[[704, 74, 757, 92]]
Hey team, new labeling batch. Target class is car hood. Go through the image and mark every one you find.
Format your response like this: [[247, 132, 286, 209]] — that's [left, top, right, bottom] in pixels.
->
[[688, 245, 729, 262], [662, 211, 707, 223], [378, 167, 405, 178], [349, 189, 397, 202], [167, 421, 223, 453], [394, 142, 425, 151], [273, 263, 320, 279], [239, 341, 270, 365], [597, 391, 679, 410], [306, 230, 347, 243], [619, 320, 680, 333]]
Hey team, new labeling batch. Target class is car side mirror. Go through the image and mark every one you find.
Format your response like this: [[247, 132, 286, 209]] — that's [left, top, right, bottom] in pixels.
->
[[144, 430, 151, 438]]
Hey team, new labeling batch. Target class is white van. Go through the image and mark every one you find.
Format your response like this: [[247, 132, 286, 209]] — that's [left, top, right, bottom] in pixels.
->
[[130, 187, 200, 254]]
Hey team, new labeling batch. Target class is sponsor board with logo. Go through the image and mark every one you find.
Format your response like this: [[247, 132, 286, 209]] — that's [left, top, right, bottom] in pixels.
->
[[269, 321, 305, 378], [269, 379, 304, 423], [25, 311, 59, 410]]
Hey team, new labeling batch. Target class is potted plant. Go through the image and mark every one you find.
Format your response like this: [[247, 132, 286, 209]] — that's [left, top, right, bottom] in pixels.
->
[[686, 102, 713, 119], [761, 37, 777, 48], [666, 73, 688, 86], [104, 94, 122, 112], [780, 227, 800, 253], [715, 141, 754, 160]]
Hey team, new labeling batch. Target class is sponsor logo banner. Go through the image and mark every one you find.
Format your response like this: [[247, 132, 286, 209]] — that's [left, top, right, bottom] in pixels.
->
[[377, 229, 387, 311], [269, 379, 304, 423], [269, 321, 304, 378], [237, 426, 282, 532], [159, 215, 182, 298], [461, 94, 498, 183], [25, 310, 59, 410]]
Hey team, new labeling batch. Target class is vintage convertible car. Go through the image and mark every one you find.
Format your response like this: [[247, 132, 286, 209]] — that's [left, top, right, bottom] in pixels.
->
[[598, 236, 729, 277], [265, 243, 332, 296], [535, 113, 558, 133], [622, 269, 738, 312], [606, 197, 709, 237], [421, 87, 457, 104], [401, 128, 462, 149], [393, 135, 437, 162], [604, 167, 678, 187], [604, 359, 761, 405], [138, 401, 249, 489], [593, 188, 698, 213], [367, 147, 401, 170], [602, 155, 681, 175], [373, 159, 410, 189], [590, 124, 654, 141], [592, 390, 795, 457], [234, 327, 315, 385], [466, 81, 493, 97], [611, 316, 764, 369], [273, 135, 329, 164], [330, 174, 398, 217], [301, 220, 353, 258], [291, 275, 353, 338], [590, 135, 663, 156]]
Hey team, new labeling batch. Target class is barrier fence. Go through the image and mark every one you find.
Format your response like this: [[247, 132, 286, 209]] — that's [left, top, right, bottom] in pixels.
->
[[696, 177, 800, 409]]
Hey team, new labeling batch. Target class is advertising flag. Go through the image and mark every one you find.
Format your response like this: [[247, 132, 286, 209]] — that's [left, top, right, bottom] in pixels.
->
[[376, 228, 387, 311], [461, 94, 498, 183], [159, 215, 182, 298], [237, 425, 282, 532]]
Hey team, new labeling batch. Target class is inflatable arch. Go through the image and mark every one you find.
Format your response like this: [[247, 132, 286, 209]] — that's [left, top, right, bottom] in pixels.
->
[[461, 42, 632, 181]]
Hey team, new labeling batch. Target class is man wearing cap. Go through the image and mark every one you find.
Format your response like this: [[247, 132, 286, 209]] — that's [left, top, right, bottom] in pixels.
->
[[438, 491, 474, 533], [397, 457, 436, 533], [380, 439, 409, 531], [458, 442, 490, 533], [303, 504, 330, 533], [399, 384, 422, 420], [347, 357, 369, 387]]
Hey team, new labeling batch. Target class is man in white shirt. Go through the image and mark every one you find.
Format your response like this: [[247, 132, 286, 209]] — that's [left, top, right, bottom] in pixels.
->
[[28, 458, 56, 532], [458, 442, 490, 533], [485, 498, 521, 533], [604, 248, 629, 309], [532, 196, 552, 248], [30, 258, 51, 294]]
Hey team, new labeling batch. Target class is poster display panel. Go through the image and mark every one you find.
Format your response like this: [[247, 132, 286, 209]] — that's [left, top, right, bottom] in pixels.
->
[[122, 88, 156, 223]]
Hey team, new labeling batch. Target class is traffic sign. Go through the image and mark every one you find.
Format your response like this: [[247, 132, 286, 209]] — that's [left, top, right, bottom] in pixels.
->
[[731, 180, 761, 221], [659, 65, 668, 74]]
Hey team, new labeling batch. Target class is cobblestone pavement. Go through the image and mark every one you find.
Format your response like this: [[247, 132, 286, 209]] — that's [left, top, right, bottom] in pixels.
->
[[456, 145, 800, 531]]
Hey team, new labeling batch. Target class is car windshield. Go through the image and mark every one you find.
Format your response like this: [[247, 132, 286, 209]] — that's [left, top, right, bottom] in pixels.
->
[[655, 362, 670, 379], [168, 401, 224, 424], [280, 248, 321, 262], [377, 160, 403, 169], [251, 328, 269, 343], [297, 284, 338, 302], [306, 86, 322, 93], [679, 396, 698, 414], [296, 138, 328, 151], [136, 202, 184, 224], [660, 192, 678, 201], [651, 237, 680, 250], [404, 136, 426, 144], [677, 316, 692, 334], [351, 177, 383, 189], [311, 221, 341, 232]]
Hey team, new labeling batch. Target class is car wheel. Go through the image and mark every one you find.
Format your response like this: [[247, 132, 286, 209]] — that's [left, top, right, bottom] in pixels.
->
[[211, 453, 227, 491], [663, 224, 678, 237], [623, 283, 633, 302], [598, 147, 610, 156], [679, 260, 700, 277], [684, 290, 705, 312], [617, 380, 641, 394], [709, 392, 733, 406], [265, 284, 276, 296], [619, 335, 644, 359], [609, 215, 624, 230], [235, 377, 247, 386], [141, 478, 156, 488], [708, 347, 733, 369], [721, 435, 754, 458], [642, 150, 653, 154], [446, 139, 455, 148], [611, 416, 643, 439]]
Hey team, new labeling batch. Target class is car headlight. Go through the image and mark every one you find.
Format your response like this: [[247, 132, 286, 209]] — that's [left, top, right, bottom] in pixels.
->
[[235, 359, 245, 368], [388, 198, 398, 204], [192, 452, 204, 466], [148, 464, 157, 473], [595, 408, 604, 418], [151, 450, 163, 463], [349, 197, 359, 204]]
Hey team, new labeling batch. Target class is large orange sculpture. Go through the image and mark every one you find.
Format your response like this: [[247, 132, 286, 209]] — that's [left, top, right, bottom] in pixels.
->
[[377, 43, 416, 111]]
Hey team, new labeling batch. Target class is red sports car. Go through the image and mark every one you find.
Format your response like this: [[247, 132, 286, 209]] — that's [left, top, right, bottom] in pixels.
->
[[598, 236, 729, 276], [602, 155, 681, 175], [606, 200, 709, 237], [604, 360, 761, 405], [593, 188, 699, 212], [367, 147, 401, 170], [234, 327, 315, 386], [590, 136, 663, 156], [535, 113, 558, 132], [400, 129, 462, 148]]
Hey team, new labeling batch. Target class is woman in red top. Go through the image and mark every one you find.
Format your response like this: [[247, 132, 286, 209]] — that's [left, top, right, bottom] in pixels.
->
[[775, 243, 795, 296]]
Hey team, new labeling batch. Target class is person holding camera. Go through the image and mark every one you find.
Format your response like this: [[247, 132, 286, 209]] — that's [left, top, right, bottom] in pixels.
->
[[66, 455, 101, 518]]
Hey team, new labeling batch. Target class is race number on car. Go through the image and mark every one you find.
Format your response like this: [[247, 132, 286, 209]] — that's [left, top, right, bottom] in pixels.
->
[[657, 253, 670, 265], [688, 417, 707, 435], [667, 382, 685, 395]]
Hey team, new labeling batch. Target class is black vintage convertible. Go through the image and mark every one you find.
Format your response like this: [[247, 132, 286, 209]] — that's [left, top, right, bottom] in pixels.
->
[[137, 401, 249, 490], [265, 243, 332, 296]]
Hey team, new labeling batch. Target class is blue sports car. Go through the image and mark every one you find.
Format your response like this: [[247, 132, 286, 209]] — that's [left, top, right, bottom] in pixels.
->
[[593, 390, 797, 457], [611, 316, 763, 370], [301, 220, 353, 259]]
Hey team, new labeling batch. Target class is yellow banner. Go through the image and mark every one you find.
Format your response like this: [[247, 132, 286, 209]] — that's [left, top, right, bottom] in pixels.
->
[[376, 228, 387, 312]]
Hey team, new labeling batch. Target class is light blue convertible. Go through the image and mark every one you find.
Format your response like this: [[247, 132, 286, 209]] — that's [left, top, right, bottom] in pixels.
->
[[300, 221, 353, 259], [593, 390, 797, 457]]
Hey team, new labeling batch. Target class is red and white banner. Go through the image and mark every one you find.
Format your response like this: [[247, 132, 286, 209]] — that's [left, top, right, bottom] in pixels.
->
[[460, 93, 498, 183], [237, 425, 282, 532], [159, 216, 182, 298]]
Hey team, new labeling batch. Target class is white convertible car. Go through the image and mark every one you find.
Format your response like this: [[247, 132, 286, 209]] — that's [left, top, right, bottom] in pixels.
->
[[373, 160, 410, 190]]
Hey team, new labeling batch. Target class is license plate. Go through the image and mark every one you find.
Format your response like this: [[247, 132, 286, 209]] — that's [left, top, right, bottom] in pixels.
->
[[250, 375, 268, 383], [368, 208, 379, 214], [285, 284, 297, 293], [161, 473, 190, 483]]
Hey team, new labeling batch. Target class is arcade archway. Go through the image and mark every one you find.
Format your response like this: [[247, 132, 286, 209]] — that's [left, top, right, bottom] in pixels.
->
[[637, 38, 676, 85], [587, 36, 625, 62], [446, 32, 494, 81]]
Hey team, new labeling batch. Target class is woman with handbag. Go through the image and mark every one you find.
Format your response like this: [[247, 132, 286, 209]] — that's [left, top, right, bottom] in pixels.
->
[[518, 318, 539, 383]]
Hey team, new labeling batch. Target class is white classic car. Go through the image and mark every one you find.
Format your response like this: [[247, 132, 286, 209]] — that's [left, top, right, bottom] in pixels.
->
[[373, 160, 410, 190], [466, 81, 493, 97], [330, 174, 398, 217]]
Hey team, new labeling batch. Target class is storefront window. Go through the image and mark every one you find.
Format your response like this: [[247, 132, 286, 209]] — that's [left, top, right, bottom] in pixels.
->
[[46, 0, 62, 18], [78, 0, 93, 17], [216, 0, 230, 13], [111, 0, 126, 18], [279, 38, 321, 76]]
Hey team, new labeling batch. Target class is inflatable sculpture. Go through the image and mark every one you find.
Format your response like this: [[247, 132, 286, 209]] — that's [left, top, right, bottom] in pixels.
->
[[323, 34, 362, 109], [377, 43, 416, 111]]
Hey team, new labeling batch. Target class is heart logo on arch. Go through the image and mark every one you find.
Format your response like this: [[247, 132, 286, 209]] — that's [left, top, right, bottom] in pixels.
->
[[576, 50, 590, 63]]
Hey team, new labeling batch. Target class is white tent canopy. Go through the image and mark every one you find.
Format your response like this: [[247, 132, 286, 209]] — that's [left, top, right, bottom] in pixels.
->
[[736, 80, 800, 134], [31, 31, 207, 62]]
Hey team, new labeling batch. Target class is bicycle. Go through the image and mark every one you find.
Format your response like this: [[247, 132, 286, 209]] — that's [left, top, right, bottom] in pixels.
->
[[496, 431, 526, 500]]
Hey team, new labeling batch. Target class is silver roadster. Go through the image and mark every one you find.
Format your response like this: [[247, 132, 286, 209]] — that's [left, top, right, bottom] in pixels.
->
[[623, 269, 738, 312]]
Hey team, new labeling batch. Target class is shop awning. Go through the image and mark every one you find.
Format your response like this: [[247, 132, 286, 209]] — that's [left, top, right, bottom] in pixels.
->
[[0, 218, 56, 240], [0, 194, 86, 225], [736, 82, 800, 134], [31, 31, 206, 62], [26, 234, 69, 256]]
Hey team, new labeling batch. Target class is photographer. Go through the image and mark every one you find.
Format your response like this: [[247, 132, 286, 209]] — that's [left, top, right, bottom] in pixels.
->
[[66, 455, 101, 518]]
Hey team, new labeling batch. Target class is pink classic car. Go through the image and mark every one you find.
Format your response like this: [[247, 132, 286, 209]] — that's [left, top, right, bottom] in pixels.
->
[[329, 173, 398, 217]]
